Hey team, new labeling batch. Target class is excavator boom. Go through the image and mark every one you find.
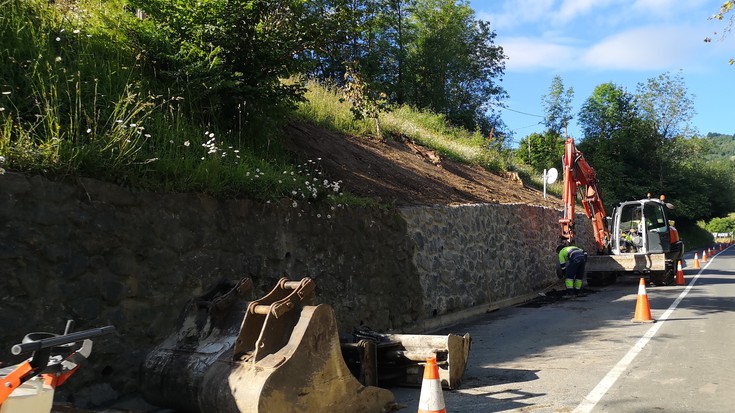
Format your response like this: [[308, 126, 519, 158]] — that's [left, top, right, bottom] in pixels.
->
[[560, 137, 609, 253]]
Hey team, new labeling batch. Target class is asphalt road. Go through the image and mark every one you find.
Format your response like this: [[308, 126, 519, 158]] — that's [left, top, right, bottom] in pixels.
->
[[391, 245, 735, 413]]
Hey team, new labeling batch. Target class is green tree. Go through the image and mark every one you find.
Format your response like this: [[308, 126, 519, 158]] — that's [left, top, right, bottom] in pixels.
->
[[578, 80, 735, 223], [130, 0, 326, 135], [541, 75, 574, 136], [360, 0, 416, 104], [298, 0, 509, 136], [342, 63, 389, 137], [405, 0, 507, 134], [705, 216, 735, 233], [517, 76, 571, 173], [577, 82, 655, 208], [635, 71, 696, 189], [517, 131, 564, 172]]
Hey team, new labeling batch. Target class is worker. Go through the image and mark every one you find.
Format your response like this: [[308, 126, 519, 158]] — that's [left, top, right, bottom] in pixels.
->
[[556, 244, 588, 296], [622, 228, 640, 252]]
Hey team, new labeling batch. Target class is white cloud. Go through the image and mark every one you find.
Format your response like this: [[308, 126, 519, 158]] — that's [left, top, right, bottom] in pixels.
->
[[500, 24, 713, 72], [475, 0, 714, 32], [581, 25, 710, 70], [478, 0, 555, 30], [631, 0, 711, 17], [500, 37, 581, 71], [557, 0, 616, 23]]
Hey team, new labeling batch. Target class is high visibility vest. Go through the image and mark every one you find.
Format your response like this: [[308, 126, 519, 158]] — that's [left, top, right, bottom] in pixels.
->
[[558, 246, 582, 265]]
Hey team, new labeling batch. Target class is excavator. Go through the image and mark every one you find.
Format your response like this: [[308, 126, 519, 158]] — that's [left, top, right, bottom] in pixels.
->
[[559, 137, 684, 286]]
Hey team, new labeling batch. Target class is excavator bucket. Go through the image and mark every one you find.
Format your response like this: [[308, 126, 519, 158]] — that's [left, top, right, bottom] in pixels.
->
[[141, 277, 395, 413]]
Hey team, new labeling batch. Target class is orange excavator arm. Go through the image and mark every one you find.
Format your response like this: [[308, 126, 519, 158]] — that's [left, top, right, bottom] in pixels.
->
[[559, 137, 609, 254]]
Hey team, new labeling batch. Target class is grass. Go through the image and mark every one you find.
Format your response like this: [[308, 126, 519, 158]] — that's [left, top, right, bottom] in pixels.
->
[[294, 79, 512, 174]]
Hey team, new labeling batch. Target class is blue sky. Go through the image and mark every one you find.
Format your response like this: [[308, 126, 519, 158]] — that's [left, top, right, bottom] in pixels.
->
[[469, 0, 735, 147]]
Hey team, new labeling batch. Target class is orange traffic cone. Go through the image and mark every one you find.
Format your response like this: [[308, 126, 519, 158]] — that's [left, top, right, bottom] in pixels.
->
[[418, 357, 446, 413], [632, 278, 655, 323], [675, 261, 685, 286], [702, 250, 707, 263], [720, 244, 723, 251], [693, 253, 700, 269]]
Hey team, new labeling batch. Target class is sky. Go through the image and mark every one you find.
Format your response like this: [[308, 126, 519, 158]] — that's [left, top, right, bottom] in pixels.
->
[[469, 0, 735, 147]]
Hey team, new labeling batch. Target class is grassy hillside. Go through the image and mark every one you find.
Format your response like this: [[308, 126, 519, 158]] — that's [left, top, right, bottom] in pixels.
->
[[0, 0, 517, 205], [704, 132, 735, 161]]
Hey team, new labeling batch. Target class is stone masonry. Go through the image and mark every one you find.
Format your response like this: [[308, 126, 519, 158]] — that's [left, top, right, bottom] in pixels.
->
[[0, 172, 594, 403]]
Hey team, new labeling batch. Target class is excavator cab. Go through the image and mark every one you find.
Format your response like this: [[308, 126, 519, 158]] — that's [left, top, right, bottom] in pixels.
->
[[610, 199, 672, 255]]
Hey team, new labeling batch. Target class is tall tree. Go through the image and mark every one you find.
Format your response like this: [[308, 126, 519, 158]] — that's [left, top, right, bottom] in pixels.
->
[[577, 82, 655, 207], [405, 0, 507, 134], [541, 75, 574, 136], [635, 71, 695, 141], [518, 75, 572, 173], [635, 71, 696, 188], [517, 131, 565, 172], [130, 0, 327, 132]]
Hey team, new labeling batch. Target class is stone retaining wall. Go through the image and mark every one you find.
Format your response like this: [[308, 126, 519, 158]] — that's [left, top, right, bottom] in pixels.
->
[[0, 172, 594, 402]]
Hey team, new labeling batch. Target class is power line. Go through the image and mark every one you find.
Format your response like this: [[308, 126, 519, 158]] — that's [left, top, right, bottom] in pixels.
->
[[512, 122, 543, 132], [500, 106, 544, 118]]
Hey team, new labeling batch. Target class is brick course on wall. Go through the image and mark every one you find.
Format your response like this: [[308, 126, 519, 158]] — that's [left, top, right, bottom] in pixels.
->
[[0, 172, 594, 400]]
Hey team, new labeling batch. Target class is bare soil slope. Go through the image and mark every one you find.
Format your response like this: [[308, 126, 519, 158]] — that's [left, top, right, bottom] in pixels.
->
[[284, 122, 564, 208]]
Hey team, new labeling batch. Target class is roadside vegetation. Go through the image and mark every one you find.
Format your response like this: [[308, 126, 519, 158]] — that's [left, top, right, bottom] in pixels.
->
[[0, 0, 732, 248], [0, 0, 509, 207]]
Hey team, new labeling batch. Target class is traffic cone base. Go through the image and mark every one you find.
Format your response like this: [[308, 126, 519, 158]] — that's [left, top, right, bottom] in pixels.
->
[[632, 278, 655, 323], [418, 357, 446, 413]]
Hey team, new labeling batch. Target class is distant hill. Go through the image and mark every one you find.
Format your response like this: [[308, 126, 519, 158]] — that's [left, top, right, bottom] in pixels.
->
[[704, 133, 735, 161]]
